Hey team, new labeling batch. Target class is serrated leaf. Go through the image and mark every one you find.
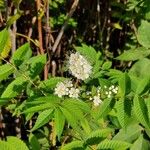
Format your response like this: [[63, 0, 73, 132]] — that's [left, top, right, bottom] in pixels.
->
[[60, 106, 80, 131], [23, 103, 55, 114], [102, 61, 112, 70], [133, 95, 150, 129], [129, 75, 140, 92], [1, 76, 27, 98], [62, 100, 85, 121], [137, 20, 150, 48], [26, 54, 46, 78], [113, 123, 142, 143], [29, 133, 41, 150], [31, 109, 53, 132], [129, 58, 150, 78], [80, 118, 91, 135], [131, 135, 150, 150], [107, 69, 123, 83], [135, 76, 150, 95], [11, 43, 32, 66], [1, 34, 11, 59], [119, 72, 131, 97], [25, 95, 61, 105], [39, 77, 66, 90], [116, 47, 150, 61], [97, 140, 131, 150], [61, 141, 84, 150], [65, 99, 90, 113], [54, 108, 65, 141], [7, 136, 29, 150], [74, 44, 100, 65], [85, 129, 112, 145], [0, 140, 12, 150], [0, 64, 14, 81], [117, 97, 132, 128], [0, 28, 11, 56], [96, 98, 115, 119]]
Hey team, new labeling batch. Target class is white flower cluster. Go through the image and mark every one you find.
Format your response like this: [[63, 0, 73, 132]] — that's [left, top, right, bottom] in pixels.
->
[[54, 80, 80, 98], [93, 95, 102, 106], [89, 87, 102, 106], [105, 85, 118, 98], [69, 52, 92, 80]]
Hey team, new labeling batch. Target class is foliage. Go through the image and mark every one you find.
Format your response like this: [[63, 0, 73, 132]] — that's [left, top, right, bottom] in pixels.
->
[[0, 0, 150, 150]]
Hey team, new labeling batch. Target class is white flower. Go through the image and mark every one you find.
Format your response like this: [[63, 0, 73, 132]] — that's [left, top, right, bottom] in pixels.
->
[[54, 80, 74, 97], [105, 91, 109, 95], [93, 95, 102, 106], [86, 91, 91, 95], [54, 82, 69, 97], [69, 87, 80, 98], [108, 94, 111, 98], [69, 52, 92, 80]]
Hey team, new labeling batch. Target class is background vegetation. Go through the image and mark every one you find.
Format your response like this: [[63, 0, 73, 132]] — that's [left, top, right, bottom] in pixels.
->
[[0, 0, 150, 149]]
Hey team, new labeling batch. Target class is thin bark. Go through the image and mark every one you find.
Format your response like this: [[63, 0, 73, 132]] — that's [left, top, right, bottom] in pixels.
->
[[52, 0, 79, 53], [36, 0, 48, 80]]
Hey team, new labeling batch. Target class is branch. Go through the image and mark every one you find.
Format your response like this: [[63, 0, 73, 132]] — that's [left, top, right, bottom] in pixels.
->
[[36, 0, 48, 80], [52, 0, 79, 53]]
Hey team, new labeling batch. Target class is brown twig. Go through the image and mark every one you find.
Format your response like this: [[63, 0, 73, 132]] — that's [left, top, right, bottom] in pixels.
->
[[11, 9, 17, 54], [52, 0, 79, 53], [36, 0, 48, 80]]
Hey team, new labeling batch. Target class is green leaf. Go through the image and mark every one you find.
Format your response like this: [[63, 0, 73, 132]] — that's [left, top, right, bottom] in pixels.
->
[[25, 95, 61, 105], [12, 0, 22, 8], [65, 99, 90, 113], [0, 140, 12, 150], [0, 28, 11, 56], [61, 141, 84, 150], [117, 97, 132, 128], [39, 77, 66, 90], [116, 47, 150, 61], [26, 54, 46, 78], [75, 44, 100, 65], [96, 98, 116, 119], [54, 108, 65, 141], [107, 69, 123, 83], [137, 20, 150, 48], [92, 51, 103, 77], [119, 72, 131, 97], [23, 103, 55, 114], [113, 123, 142, 143], [146, 96, 150, 121], [80, 118, 91, 135], [129, 58, 150, 78], [0, 0, 5, 9], [102, 61, 112, 70], [31, 109, 53, 132], [135, 76, 150, 95], [85, 129, 112, 145], [0, 98, 12, 106], [133, 95, 150, 129], [97, 140, 131, 150], [60, 106, 80, 131], [0, 64, 14, 81], [1, 76, 27, 98], [6, 11, 23, 27], [29, 134, 41, 150], [62, 100, 85, 121], [6, 136, 29, 150], [129, 75, 140, 92], [131, 135, 150, 150], [11, 43, 32, 66]]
